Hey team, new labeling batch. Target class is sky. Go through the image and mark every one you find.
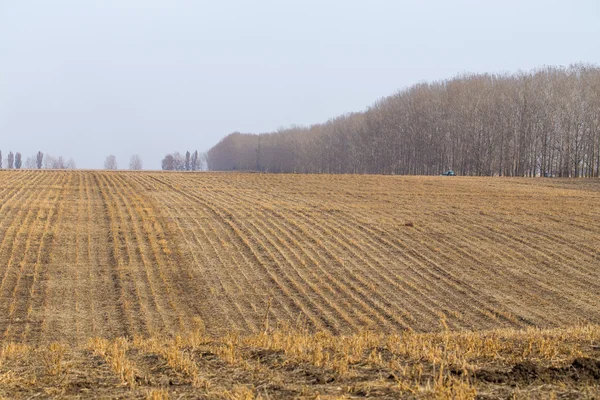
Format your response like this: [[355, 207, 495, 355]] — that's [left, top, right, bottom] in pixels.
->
[[1, 0, 599, 169]]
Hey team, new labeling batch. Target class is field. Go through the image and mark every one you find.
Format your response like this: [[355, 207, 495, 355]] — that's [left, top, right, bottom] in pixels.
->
[[0, 170, 599, 398]]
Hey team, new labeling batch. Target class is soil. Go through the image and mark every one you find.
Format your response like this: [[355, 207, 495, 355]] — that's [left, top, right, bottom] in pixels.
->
[[475, 358, 600, 385]]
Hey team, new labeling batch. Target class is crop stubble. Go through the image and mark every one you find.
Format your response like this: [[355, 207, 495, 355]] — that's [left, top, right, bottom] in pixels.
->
[[0, 170, 599, 344]]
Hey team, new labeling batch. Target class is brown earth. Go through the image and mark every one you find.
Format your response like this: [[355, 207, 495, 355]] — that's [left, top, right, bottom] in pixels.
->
[[0, 170, 600, 398], [1, 324, 600, 399]]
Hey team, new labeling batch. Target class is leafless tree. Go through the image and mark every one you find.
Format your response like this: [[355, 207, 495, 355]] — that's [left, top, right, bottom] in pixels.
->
[[207, 64, 600, 177], [7, 152, 14, 169], [104, 155, 118, 170], [189, 150, 207, 171], [129, 154, 143, 170], [198, 151, 207, 171], [190, 151, 198, 171], [162, 154, 175, 170], [40, 155, 70, 169], [36, 151, 44, 169], [0, 151, 2, 168], [185, 151, 191, 171], [44, 155, 54, 169], [24, 156, 36, 169], [162, 152, 189, 170], [52, 156, 66, 169], [44, 155, 64, 169], [14, 153, 22, 169], [173, 152, 185, 170]]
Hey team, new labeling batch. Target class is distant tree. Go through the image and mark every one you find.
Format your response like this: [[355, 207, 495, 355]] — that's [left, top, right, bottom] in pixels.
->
[[41, 155, 70, 169], [199, 152, 207, 171], [14, 153, 22, 169], [44, 155, 55, 169], [52, 156, 66, 169], [173, 152, 185, 170], [185, 151, 191, 171], [24, 156, 36, 169], [129, 154, 143, 170], [162, 152, 192, 171], [7, 152, 14, 169], [162, 154, 175, 170], [104, 155, 118, 170], [191, 150, 198, 171], [190, 150, 206, 171], [36, 151, 44, 169], [0, 151, 2, 169], [205, 65, 600, 177]]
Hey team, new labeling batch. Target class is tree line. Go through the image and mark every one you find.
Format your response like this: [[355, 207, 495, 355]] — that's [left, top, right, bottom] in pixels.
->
[[0, 152, 140, 170], [0, 152, 207, 171], [207, 64, 600, 177], [161, 151, 206, 171], [0, 151, 76, 169]]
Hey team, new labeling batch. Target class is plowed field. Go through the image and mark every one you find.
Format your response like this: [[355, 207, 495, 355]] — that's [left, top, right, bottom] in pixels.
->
[[1, 171, 600, 344], [1, 170, 600, 398]]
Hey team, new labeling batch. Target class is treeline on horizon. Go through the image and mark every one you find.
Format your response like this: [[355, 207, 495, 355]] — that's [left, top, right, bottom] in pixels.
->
[[207, 64, 600, 177], [0, 151, 209, 171], [0, 151, 76, 170]]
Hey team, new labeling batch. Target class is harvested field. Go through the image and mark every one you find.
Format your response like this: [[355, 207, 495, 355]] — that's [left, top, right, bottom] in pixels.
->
[[2, 170, 600, 340], [0, 324, 599, 399], [0, 170, 599, 398]]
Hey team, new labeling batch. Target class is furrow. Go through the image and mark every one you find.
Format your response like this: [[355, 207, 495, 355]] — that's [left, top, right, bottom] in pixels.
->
[[24, 172, 72, 343], [134, 174, 257, 333], [0, 173, 61, 340], [94, 172, 147, 337], [213, 190, 394, 332], [2, 172, 67, 341], [114, 172, 203, 334], [145, 174, 327, 333]]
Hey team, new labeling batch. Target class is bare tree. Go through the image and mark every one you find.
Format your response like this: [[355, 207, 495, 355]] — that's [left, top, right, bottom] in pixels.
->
[[0, 151, 2, 169], [191, 150, 198, 171], [200, 152, 208, 171], [41, 155, 69, 169], [162, 154, 175, 170], [7, 152, 14, 169], [190, 150, 206, 171], [104, 155, 118, 170], [172, 152, 185, 170], [44, 155, 54, 169], [185, 151, 191, 171], [14, 153, 22, 169], [52, 156, 66, 169], [206, 65, 600, 177], [129, 154, 143, 170], [161, 152, 188, 170], [36, 151, 44, 169], [24, 156, 37, 169]]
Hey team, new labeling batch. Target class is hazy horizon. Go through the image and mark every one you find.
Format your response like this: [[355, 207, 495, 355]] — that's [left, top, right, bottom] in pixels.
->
[[1, 0, 599, 169]]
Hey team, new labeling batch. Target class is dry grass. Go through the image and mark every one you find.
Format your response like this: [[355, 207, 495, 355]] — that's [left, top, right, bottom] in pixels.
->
[[0, 324, 599, 398], [0, 170, 599, 397]]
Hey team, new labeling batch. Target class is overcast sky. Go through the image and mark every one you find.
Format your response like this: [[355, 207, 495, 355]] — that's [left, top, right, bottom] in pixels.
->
[[1, 0, 599, 169]]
